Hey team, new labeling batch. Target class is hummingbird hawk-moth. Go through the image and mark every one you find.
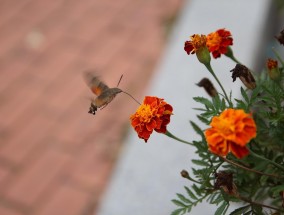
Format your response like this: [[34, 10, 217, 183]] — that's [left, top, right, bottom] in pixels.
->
[[84, 72, 123, 115]]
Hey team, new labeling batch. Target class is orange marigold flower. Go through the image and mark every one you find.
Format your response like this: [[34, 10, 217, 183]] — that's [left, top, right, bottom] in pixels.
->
[[206, 29, 233, 59], [205, 109, 256, 159], [130, 96, 173, 142], [184, 34, 207, 55]]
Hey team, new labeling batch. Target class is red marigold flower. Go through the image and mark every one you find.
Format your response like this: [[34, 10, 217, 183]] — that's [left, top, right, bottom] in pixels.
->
[[206, 29, 233, 59], [205, 109, 256, 159], [130, 96, 173, 142], [184, 34, 207, 55], [184, 34, 210, 65]]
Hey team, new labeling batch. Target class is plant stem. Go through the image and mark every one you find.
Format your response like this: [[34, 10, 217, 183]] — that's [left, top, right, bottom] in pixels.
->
[[204, 63, 231, 106], [165, 130, 193, 146], [228, 54, 241, 65], [218, 155, 283, 179], [239, 195, 284, 213], [249, 149, 284, 172]]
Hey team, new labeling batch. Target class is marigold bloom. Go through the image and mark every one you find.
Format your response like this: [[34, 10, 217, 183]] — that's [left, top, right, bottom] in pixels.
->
[[184, 34, 210, 64], [184, 34, 207, 55], [205, 109, 257, 159], [130, 96, 173, 142], [206, 29, 233, 58]]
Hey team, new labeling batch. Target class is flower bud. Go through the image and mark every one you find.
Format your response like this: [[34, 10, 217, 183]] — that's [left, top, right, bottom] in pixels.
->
[[196, 78, 217, 97], [230, 64, 256, 89], [196, 46, 211, 65], [267, 58, 280, 80], [180, 170, 190, 178]]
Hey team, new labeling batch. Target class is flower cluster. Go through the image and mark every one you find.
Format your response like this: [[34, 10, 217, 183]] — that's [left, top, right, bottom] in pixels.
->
[[130, 96, 173, 142], [184, 28, 233, 59], [128, 27, 284, 214]]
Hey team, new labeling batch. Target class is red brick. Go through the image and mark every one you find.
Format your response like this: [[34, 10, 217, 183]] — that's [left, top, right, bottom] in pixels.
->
[[4, 149, 70, 206], [0, 0, 30, 26], [0, 47, 39, 92], [0, 205, 23, 215], [0, 165, 11, 186], [0, 113, 55, 166], [36, 184, 90, 215], [0, 0, 184, 214], [64, 142, 115, 189]]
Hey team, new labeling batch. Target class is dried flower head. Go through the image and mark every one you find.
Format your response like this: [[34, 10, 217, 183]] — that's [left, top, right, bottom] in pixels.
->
[[230, 64, 256, 89], [214, 171, 238, 196], [206, 29, 233, 58], [130, 96, 173, 142], [205, 108, 257, 158], [275, 29, 284, 46], [196, 78, 218, 97]]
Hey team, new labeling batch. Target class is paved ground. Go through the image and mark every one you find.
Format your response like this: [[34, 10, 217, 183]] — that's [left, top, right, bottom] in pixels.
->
[[0, 0, 183, 214]]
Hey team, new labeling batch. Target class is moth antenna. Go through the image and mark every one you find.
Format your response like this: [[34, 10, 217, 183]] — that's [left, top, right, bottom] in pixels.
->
[[122, 91, 141, 105], [117, 74, 123, 87]]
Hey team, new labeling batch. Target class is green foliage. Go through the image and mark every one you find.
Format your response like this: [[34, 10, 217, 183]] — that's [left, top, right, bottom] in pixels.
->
[[171, 36, 284, 214]]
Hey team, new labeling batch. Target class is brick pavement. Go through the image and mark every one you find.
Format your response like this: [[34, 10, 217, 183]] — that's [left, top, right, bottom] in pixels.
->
[[0, 0, 183, 214]]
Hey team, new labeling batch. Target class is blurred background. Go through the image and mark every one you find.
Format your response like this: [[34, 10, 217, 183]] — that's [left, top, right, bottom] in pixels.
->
[[0, 0, 183, 214]]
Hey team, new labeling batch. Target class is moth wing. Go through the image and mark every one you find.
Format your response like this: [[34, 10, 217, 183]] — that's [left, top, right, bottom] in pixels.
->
[[93, 88, 121, 108], [84, 72, 109, 96]]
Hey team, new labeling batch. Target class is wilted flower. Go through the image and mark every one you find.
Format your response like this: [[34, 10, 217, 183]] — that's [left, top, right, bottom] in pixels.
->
[[184, 34, 211, 65], [267, 58, 280, 80], [230, 64, 256, 89], [206, 29, 233, 59], [130, 96, 173, 142], [275, 29, 284, 46], [214, 171, 238, 196], [196, 78, 218, 97], [205, 108, 257, 159]]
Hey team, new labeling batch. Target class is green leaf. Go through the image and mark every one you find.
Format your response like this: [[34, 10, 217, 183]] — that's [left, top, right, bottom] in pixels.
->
[[193, 97, 215, 110], [184, 186, 198, 200], [171, 199, 187, 207], [190, 121, 205, 138], [176, 193, 192, 204], [212, 95, 221, 110], [171, 208, 186, 215], [241, 87, 249, 103], [271, 184, 284, 196], [214, 201, 228, 215], [197, 115, 210, 125], [229, 205, 250, 215], [192, 184, 202, 196], [192, 159, 208, 167], [220, 98, 226, 111], [234, 99, 247, 110]]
